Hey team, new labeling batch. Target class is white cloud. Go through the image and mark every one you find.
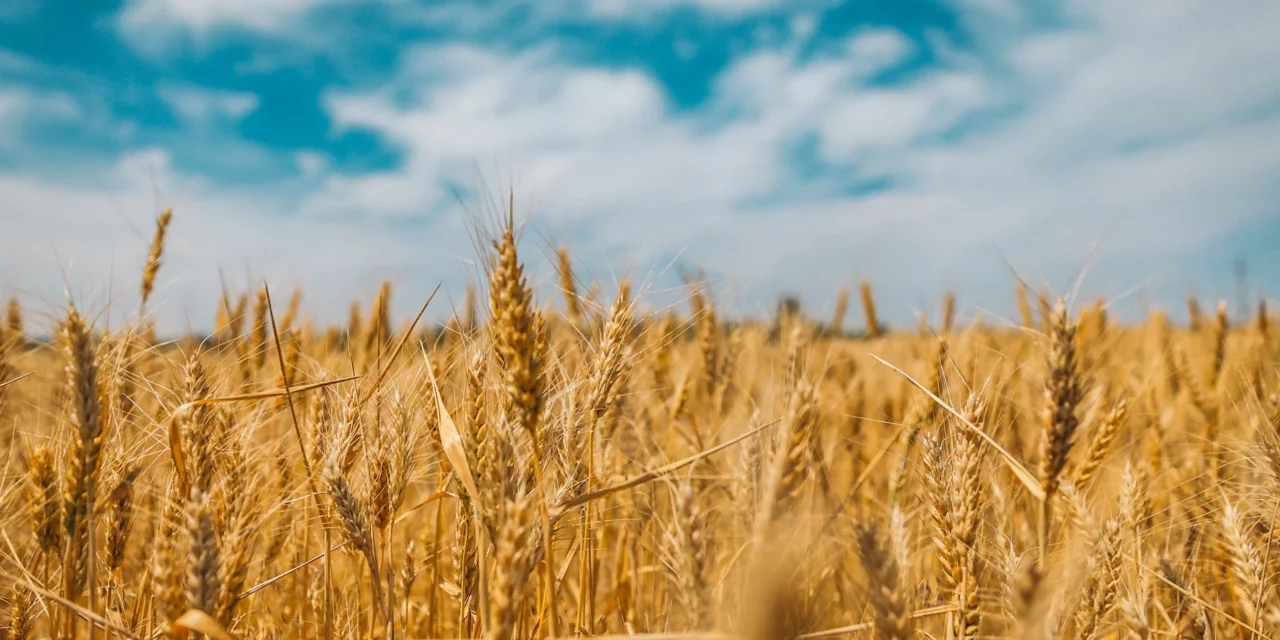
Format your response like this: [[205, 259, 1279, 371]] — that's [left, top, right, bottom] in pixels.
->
[[789, 14, 818, 41], [116, 0, 795, 50], [159, 85, 260, 123], [294, 151, 330, 177], [313, 45, 688, 220], [118, 0, 340, 36], [844, 28, 915, 72], [0, 87, 79, 123], [818, 72, 987, 156], [0, 87, 84, 155], [586, 0, 787, 17]]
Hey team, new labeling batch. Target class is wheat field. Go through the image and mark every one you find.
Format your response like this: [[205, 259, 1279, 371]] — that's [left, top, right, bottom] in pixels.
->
[[0, 207, 1276, 640]]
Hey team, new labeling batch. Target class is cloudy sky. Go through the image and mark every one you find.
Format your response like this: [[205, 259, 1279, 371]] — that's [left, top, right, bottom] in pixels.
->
[[3, 0, 1279, 333]]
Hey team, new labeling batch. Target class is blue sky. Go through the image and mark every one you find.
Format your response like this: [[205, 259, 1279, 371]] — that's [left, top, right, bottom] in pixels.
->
[[3, 0, 1280, 332]]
